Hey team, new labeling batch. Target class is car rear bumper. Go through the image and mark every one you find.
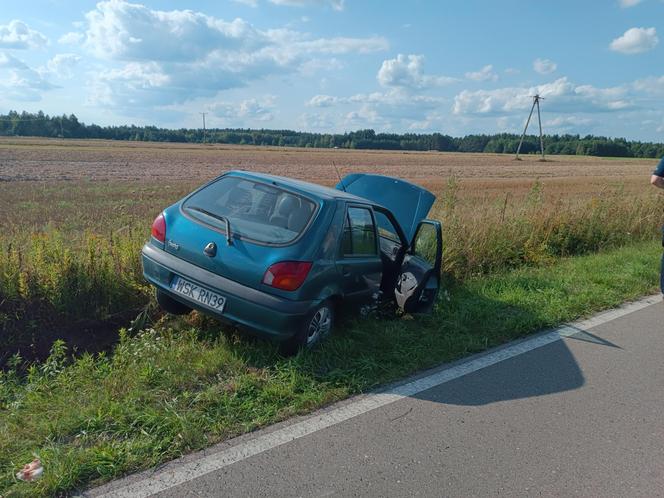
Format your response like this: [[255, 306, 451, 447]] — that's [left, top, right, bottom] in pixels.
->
[[141, 244, 318, 340]]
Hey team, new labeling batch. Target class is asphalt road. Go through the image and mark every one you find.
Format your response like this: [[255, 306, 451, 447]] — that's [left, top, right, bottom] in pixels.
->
[[90, 297, 664, 498]]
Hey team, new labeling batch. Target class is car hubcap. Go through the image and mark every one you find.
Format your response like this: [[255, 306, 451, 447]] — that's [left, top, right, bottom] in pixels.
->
[[307, 306, 331, 345]]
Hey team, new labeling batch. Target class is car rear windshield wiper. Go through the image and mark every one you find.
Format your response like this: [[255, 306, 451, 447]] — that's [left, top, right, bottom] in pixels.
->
[[186, 206, 233, 245]]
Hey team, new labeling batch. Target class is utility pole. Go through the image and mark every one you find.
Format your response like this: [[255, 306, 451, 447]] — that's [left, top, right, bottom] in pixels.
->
[[200, 112, 207, 144], [515, 94, 545, 161]]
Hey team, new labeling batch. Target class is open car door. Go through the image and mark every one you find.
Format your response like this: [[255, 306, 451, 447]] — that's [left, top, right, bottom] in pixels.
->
[[394, 220, 442, 314]]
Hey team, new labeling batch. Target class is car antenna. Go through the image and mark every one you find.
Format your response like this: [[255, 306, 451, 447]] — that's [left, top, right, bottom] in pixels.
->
[[333, 161, 346, 191]]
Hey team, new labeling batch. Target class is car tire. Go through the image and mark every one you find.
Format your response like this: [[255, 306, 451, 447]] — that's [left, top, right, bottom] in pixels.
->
[[280, 300, 334, 356], [156, 289, 192, 315]]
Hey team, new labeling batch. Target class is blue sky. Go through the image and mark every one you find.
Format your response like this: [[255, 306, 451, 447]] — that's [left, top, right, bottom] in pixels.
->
[[2, 0, 664, 140]]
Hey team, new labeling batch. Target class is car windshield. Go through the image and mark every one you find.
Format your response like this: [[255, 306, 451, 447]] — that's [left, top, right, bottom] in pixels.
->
[[182, 176, 317, 244]]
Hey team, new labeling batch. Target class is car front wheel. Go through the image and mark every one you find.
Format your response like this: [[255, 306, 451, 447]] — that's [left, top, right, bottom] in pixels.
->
[[280, 300, 334, 356]]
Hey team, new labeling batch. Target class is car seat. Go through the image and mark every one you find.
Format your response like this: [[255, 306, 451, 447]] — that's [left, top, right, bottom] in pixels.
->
[[228, 187, 252, 215], [287, 202, 312, 232], [269, 194, 300, 229]]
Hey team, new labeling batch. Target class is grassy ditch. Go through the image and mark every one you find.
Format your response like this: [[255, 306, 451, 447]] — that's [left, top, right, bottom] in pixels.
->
[[0, 229, 150, 365], [1, 180, 661, 364], [1, 240, 661, 497]]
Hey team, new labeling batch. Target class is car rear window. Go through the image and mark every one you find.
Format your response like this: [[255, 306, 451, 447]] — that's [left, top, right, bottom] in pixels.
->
[[182, 176, 317, 245]]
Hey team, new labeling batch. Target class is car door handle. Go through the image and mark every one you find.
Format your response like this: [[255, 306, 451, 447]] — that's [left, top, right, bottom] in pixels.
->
[[341, 265, 351, 277]]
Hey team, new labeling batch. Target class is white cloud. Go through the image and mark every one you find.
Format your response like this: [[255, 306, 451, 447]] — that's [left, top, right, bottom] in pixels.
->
[[345, 105, 382, 127], [306, 87, 445, 131], [533, 58, 557, 75], [453, 77, 630, 115], [0, 20, 48, 49], [0, 52, 28, 70], [305, 55, 451, 131], [46, 53, 82, 78], [465, 64, 498, 82], [496, 116, 511, 131], [233, 0, 345, 9], [633, 75, 664, 94], [268, 0, 345, 10], [211, 96, 276, 122], [0, 52, 57, 101], [79, 0, 386, 111], [282, 35, 388, 56], [298, 111, 336, 130], [619, 0, 642, 7], [377, 54, 456, 89], [307, 94, 340, 107], [610, 27, 658, 54], [298, 57, 343, 76], [102, 62, 169, 87], [84, 2, 266, 62], [574, 83, 630, 109], [544, 116, 593, 128], [58, 32, 85, 45]]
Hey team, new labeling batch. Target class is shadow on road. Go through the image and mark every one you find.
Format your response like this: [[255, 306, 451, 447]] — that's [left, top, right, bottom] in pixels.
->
[[563, 326, 622, 349], [410, 329, 612, 406], [395, 279, 630, 407]]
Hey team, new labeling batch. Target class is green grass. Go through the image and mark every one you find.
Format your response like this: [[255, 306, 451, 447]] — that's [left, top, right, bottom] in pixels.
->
[[1, 240, 660, 497]]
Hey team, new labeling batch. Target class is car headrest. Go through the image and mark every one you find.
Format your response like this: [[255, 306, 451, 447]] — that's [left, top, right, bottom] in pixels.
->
[[229, 187, 251, 205], [275, 194, 300, 215], [288, 205, 310, 232]]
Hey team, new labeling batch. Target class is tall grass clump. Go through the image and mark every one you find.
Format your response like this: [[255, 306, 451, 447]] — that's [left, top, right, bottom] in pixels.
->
[[0, 228, 148, 318], [0, 227, 151, 359], [436, 177, 663, 279]]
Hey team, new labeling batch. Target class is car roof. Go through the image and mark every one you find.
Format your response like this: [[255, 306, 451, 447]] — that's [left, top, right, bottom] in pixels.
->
[[226, 170, 381, 205]]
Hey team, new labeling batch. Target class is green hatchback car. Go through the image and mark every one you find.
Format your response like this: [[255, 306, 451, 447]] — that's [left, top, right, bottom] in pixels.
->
[[142, 171, 442, 354]]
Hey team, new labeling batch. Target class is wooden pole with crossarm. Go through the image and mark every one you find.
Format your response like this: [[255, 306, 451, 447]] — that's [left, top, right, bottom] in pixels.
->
[[200, 112, 207, 144], [515, 94, 545, 161]]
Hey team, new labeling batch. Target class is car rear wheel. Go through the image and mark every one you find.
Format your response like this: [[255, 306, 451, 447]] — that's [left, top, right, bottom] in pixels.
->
[[280, 300, 334, 356], [156, 289, 192, 315]]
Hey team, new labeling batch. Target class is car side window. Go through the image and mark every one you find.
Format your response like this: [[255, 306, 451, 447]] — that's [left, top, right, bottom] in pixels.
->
[[374, 211, 401, 244], [411, 222, 438, 267], [341, 207, 377, 256]]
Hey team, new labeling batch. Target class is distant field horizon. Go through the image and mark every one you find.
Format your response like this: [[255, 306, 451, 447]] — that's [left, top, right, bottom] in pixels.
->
[[0, 137, 656, 200]]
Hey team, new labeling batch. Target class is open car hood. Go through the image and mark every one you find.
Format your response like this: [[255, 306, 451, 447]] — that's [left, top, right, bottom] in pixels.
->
[[336, 173, 436, 241]]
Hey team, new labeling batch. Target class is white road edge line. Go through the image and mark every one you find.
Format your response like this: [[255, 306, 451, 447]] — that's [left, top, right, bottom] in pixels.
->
[[93, 294, 661, 498]]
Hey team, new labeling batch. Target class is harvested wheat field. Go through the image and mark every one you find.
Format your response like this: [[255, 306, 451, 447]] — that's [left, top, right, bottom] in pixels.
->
[[0, 136, 656, 193]]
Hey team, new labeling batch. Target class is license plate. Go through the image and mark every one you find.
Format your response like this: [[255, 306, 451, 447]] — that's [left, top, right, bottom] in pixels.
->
[[170, 276, 226, 312]]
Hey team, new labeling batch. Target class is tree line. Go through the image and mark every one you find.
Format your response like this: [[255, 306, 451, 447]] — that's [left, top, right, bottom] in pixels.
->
[[2, 110, 663, 158]]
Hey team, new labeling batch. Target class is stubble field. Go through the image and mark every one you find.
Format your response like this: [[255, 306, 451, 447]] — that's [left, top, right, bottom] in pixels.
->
[[0, 135, 654, 187], [0, 136, 657, 232]]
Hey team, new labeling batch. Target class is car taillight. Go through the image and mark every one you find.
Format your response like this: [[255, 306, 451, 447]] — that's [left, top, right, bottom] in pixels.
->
[[151, 213, 166, 243], [262, 261, 312, 291]]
